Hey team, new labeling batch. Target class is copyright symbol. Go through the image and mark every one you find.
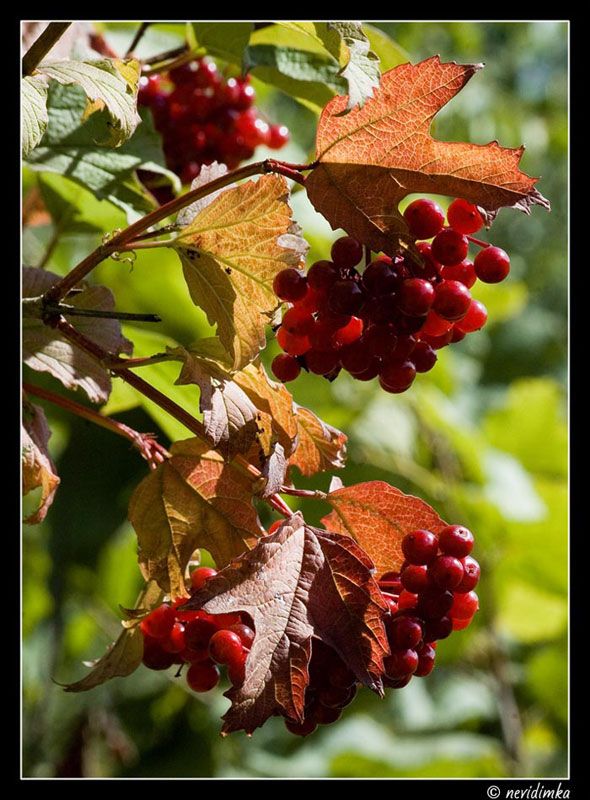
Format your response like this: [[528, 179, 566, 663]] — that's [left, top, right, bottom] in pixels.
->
[[487, 787, 501, 799]]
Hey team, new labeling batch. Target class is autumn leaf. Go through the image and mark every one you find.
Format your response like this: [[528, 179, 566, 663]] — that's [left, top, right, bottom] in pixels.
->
[[305, 56, 550, 259], [22, 267, 132, 403], [321, 480, 448, 578], [64, 581, 163, 692], [128, 438, 265, 598], [22, 397, 60, 524], [184, 512, 389, 735], [288, 404, 347, 478], [172, 172, 308, 371]]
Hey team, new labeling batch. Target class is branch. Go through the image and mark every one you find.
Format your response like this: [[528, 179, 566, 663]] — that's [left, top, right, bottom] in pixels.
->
[[23, 380, 170, 470], [22, 23, 72, 76], [42, 158, 317, 306], [125, 22, 152, 57]]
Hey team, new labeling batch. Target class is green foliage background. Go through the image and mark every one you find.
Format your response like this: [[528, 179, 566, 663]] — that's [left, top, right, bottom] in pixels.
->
[[22, 21, 568, 778]]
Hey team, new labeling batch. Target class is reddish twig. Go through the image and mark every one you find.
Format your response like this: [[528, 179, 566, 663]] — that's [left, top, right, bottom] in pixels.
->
[[23, 380, 170, 470]]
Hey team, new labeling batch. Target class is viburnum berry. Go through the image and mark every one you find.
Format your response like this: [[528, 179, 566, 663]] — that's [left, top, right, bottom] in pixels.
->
[[379, 360, 417, 394], [401, 529, 439, 565], [400, 563, 431, 593], [333, 316, 364, 346], [473, 246, 511, 283], [140, 604, 176, 639], [330, 236, 363, 269], [411, 341, 437, 373], [431, 228, 469, 266], [307, 260, 342, 291], [441, 259, 477, 288], [398, 278, 436, 317], [142, 636, 179, 671], [450, 590, 479, 620], [455, 556, 481, 593], [446, 198, 484, 235], [208, 629, 244, 665], [455, 299, 488, 333], [273, 268, 308, 302], [271, 353, 301, 383], [433, 279, 472, 321], [438, 525, 475, 558], [276, 326, 311, 356], [384, 647, 420, 679], [403, 198, 446, 239], [186, 660, 221, 692], [328, 280, 365, 316], [190, 566, 218, 592], [388, 616, 424, 649], [429, 555, 465, 591]]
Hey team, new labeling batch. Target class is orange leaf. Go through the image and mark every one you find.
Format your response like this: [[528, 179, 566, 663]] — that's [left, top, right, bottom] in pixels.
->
[[306, 56, 549, 258], [321, 480, 448, 578]]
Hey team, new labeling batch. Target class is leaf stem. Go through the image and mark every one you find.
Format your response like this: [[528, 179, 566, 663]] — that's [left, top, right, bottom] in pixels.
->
[[279, 486, 328, 502], [22, 22, 72, 76], [23, 380, 170, 469], [44, 303, 162, 323]]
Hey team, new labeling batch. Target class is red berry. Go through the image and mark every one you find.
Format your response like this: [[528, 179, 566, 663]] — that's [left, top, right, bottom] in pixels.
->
[[277, 326, 311, 356], [282, 307, 315, 337], [384, 647, 419, 679], [285, 716, 318, 736], [423, 614, 453, 641], [455, 556, 481, 593], [142, 636, 178, 670], [403, 198, 445, 239], [161, 622, 187, 654], [140, 604, 176, 639], [429, 555, 465, 591], [431, 229, 469, 266], [330, 236, 363, 269], [208, 629, 244, 665], [268, 124, 290, 149], [272, 353, 301, 383], [421, 310, 453, 337], [417, 590, 454, 620], [452, 616, 474, 631], [333, 316, 364, 346], [400, 564, 431, 593], [388, 616, 424, 649], [473, 246, 510, 283], [433, 280, 472, 321], [361, 257, 399, 295], [398, 589, 418, 609], [273, 268, 308, 302], [186, 660, 220, 692], [307, 260, 341, 291], [401, 529, 439, 565], [414, 643, 436, 676], [411, 340, 437, 373], [398, 278, 435, 317], [190, 566, 218, 592], [306, 347, 340, 375], [441, 259, 477, 288], [379, 360, 416, 394], [227, 623, 255, 649], [329, 280, 365, 316], [227, 650, 248, 686], [450, 590, 479, 620], [446, 198, 484, 235], [438, 525, 474, 558], [183, 617, 219, 652], [455, 299, 488, 333]]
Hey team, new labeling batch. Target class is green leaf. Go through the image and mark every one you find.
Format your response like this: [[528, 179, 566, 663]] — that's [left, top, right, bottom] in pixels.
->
[[24, 83, 180, 221], [188, 22, 254, 68], [326, 22, 381, 111], [36, 56, 142, 147], [22, 74, 49, 157], [38, 172, 127, 234], [362, 24, 411, 72]]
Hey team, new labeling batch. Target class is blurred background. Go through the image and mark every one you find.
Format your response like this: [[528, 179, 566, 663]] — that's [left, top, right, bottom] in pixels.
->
[[22, 21, 568, 778]]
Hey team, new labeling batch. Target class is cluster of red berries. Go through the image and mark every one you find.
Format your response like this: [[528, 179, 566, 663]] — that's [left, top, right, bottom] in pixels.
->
[[139, 566, 255, 693], [137, 57, 290, 186], [284, 523, 480, 736], [271, 197, 510, 392]]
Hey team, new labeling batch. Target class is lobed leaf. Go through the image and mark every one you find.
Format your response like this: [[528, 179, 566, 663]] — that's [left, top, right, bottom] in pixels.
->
[[321, 480, 448, 578], [306, 56, 550, 259], [22, 398, 60, 524], [36, 56, 142, 147], [128, 437, 265, 598], [288, 404, 347, 477], [22, 267, 132, 404], [172, 173, 308, 371], [185, 512, 389, 735]]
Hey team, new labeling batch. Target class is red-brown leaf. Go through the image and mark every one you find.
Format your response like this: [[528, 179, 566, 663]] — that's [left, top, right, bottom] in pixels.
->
[[321, 480, 448, 578], [185, 512, 389, 735], [305, 56, 550, 258]]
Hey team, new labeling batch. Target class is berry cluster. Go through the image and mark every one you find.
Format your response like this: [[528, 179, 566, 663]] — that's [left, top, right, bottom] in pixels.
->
[[283, 523, 480, 736], [138, 57, 289, 188], [271, 198, 509, 391], [139, 566, 254, 693]]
